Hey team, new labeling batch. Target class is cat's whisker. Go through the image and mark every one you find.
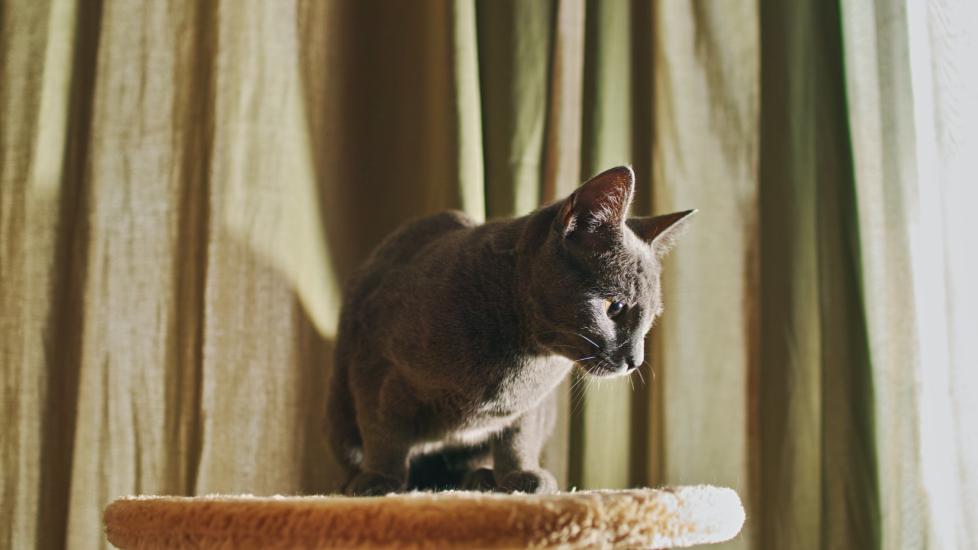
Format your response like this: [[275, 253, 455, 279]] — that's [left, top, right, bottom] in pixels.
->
[[545, 342, 580, 350], [635, 367, 646, 386], [535, 330, 601, 351], [570, 373, 589, 416], [590, 366, 603, 390], [617, 334, 637, 348], [575, 395, 588, 417], [572, 388, 585, 416], [576, 371, 588, 392], [572, 332, 601, 350], [570, 372, 588, 400]]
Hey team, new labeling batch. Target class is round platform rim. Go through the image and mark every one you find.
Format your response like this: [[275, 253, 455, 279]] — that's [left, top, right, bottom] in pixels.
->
[[104, 485, 745, 549]]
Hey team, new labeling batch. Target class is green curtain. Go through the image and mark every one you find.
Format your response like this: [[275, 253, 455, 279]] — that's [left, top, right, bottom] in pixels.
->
[[4, 1, 976, 549], [650, 2, 759, 548], [841, 1, 978, 548], [758, 1, 880, 547]]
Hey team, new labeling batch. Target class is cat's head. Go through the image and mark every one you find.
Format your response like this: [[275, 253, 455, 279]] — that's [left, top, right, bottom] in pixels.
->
[[527, 166, 694, 377]]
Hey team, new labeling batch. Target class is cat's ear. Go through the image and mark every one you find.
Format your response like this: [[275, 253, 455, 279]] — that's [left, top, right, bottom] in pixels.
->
[[556, 166, 635, 238], [627, 209, 696, 257]]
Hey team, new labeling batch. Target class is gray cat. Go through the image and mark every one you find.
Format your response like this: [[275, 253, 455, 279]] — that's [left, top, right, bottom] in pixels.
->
[[326, 166, 694, 495]]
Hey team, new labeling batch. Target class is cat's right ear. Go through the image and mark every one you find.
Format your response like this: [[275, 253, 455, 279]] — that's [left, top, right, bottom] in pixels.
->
[[627, 209, 697, 257], [555, 166, 635, 240]]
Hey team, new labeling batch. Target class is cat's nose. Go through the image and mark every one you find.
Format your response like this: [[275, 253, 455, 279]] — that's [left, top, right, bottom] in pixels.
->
[[624, 357, 639, 372], [610, 355, 639, 376], [625, 345, 644, 372]]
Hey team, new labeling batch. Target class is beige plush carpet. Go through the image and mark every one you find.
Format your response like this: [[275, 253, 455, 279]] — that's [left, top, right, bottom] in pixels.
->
[[104, 485, 744, 549]]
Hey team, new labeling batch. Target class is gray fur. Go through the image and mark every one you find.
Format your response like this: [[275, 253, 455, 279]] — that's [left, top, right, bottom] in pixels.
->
[[325, 166, 694, 495]]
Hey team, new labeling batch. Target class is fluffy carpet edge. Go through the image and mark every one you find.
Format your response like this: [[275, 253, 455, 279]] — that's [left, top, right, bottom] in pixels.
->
[[104, 485, 744, 549]]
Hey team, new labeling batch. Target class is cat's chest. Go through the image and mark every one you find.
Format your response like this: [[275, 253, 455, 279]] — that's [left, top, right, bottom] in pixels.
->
[[411, 355, 571, 455], [476, 355, 572, 415]]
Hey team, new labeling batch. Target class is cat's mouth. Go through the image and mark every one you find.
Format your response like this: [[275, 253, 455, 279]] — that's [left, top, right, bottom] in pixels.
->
[[538, 331, 635, 377], [573, 356, 633, 378]]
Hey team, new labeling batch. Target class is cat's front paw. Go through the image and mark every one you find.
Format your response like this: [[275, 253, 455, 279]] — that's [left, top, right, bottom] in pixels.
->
[[498, 469, 558, 494], [344, 471, 404, 496], [461, 468, 497, 492]]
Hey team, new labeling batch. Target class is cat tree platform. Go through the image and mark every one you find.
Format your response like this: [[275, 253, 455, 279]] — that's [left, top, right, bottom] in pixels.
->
[[104, 485, 744, 549]]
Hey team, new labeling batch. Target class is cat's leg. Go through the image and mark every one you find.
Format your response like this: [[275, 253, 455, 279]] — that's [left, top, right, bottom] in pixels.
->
[[491, 395, 559, 494], [343, 372, 416, 496], [461, 468, 497, 491], [324, 352, 362, 491], [344, 428, 411, 496], [410, 443, 494, 491]]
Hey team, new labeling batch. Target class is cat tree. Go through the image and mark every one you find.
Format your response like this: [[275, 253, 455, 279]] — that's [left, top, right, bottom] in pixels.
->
[[104, 485, 744, 548]]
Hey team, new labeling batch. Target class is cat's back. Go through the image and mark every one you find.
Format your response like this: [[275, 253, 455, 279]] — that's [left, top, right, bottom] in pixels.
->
[[340, 210, 476, 316], [370, 210, 476, 267]]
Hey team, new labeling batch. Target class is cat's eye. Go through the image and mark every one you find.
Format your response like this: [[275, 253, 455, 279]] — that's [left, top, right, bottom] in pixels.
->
[[606, 300, 626, 318]]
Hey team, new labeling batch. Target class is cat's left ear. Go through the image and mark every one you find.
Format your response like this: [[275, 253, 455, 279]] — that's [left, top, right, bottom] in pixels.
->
[[627, 209, 697, 257], [556, 166, 635, 239]]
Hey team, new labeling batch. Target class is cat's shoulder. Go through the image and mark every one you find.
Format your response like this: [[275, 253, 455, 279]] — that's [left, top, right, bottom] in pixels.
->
[[368, 210, 477, 265], [403, 210, 477, 234], [385, 210, 476, 247]]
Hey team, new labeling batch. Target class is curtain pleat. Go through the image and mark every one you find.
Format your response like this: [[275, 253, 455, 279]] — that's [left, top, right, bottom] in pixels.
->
[[651, 2, 759, 549], [571, 0, 637, 492], [841, 3, 930, 545], [475, 0, 551, 219], [1, 2, 78, 548], [903, 3, 978, 546], [759, 0, 880, 547], [844, 1, 978, 547], [64, 2, 204, 544], [193, 0, 331, 497]]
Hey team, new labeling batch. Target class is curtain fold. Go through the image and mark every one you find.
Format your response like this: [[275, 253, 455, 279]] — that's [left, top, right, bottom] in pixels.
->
[[759, 0, 880, 547], [475, 0, 551, 218], [2, 1, 974, 549], [651, 3, 758, 549], [571, 0, 638, 493], [1, 1, 84, 548], [843, 0, 978, 547]]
